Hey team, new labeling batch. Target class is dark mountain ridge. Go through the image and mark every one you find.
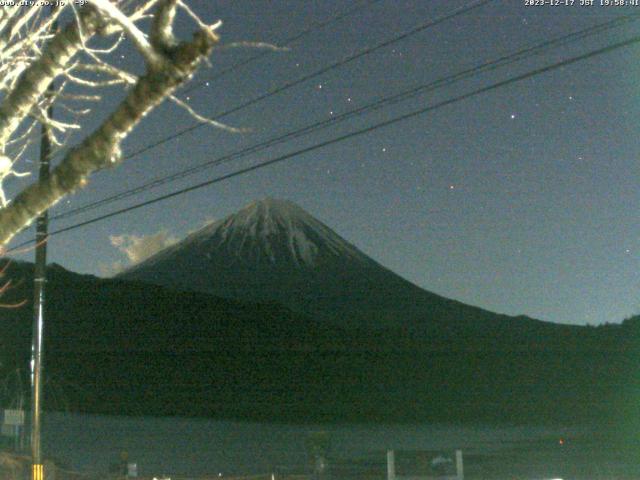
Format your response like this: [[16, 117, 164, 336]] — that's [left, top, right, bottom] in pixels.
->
[[0, 197, 636, 426], [0, 260, 635, 426], [121, 199, 554, 333]]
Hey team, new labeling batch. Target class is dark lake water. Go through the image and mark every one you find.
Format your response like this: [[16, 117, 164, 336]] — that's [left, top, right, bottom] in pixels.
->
[[37, 413, 638, 479]]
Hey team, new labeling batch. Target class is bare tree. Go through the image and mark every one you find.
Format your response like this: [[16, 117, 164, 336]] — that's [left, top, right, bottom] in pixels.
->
[[0, 0, 230, 247]]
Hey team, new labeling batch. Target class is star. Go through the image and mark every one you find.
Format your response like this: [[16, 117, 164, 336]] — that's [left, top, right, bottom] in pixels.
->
[[381, 147, 387, 152], [346, 97, 352, 103], [317, 84, 323, 90], [510, 114, 516, 120], [449, 185, 455, 190]]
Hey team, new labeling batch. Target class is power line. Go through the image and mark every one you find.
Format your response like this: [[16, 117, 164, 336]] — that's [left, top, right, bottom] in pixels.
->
[[86, 0, 495, 167], [51, 13, 640, 222], [43, 0, 384, 167], [182, 0, 386, 95], [9, 32, 639, 251]]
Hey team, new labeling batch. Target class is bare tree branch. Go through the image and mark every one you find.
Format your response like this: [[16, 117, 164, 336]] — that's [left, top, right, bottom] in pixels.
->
[[88, 0, 164, 67], [151, 0, 178, 50], [0, 20, 219, 245], [168, 95, 244, 133], [0, 6, 104, 151]]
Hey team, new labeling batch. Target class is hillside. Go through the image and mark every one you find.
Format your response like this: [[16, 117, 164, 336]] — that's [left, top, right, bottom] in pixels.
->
[[0, 260, 636, 427]]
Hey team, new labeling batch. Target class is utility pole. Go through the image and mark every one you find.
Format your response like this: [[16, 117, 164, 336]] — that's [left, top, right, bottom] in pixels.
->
[[31, 96, 51, 480], [31, 7, 56, 480]]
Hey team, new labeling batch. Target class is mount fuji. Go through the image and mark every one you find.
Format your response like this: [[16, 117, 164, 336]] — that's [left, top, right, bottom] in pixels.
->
[[0, 199, 634, 423], [121, 198, 538, 331]]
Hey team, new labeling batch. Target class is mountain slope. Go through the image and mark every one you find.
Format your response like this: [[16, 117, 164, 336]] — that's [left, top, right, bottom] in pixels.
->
[[121, 198, 539, 331], [0, 261, 636, 425]]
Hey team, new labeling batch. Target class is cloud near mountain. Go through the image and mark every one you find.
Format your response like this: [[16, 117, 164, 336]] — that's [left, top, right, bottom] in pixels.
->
[[104, 229, 178, 275], [120, 198, 542, 330]]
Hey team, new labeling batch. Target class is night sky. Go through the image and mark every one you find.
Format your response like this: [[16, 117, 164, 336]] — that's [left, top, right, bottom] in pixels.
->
[[7, 0, 640, 326]]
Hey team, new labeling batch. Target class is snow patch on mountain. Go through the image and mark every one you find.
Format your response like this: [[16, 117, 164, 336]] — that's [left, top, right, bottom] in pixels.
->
[[175, 198, 368, 268]]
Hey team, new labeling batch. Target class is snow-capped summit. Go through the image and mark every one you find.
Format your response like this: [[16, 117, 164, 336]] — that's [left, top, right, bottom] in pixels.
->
[[191, 198, 368, 268], [121, 198, 518, 329]]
